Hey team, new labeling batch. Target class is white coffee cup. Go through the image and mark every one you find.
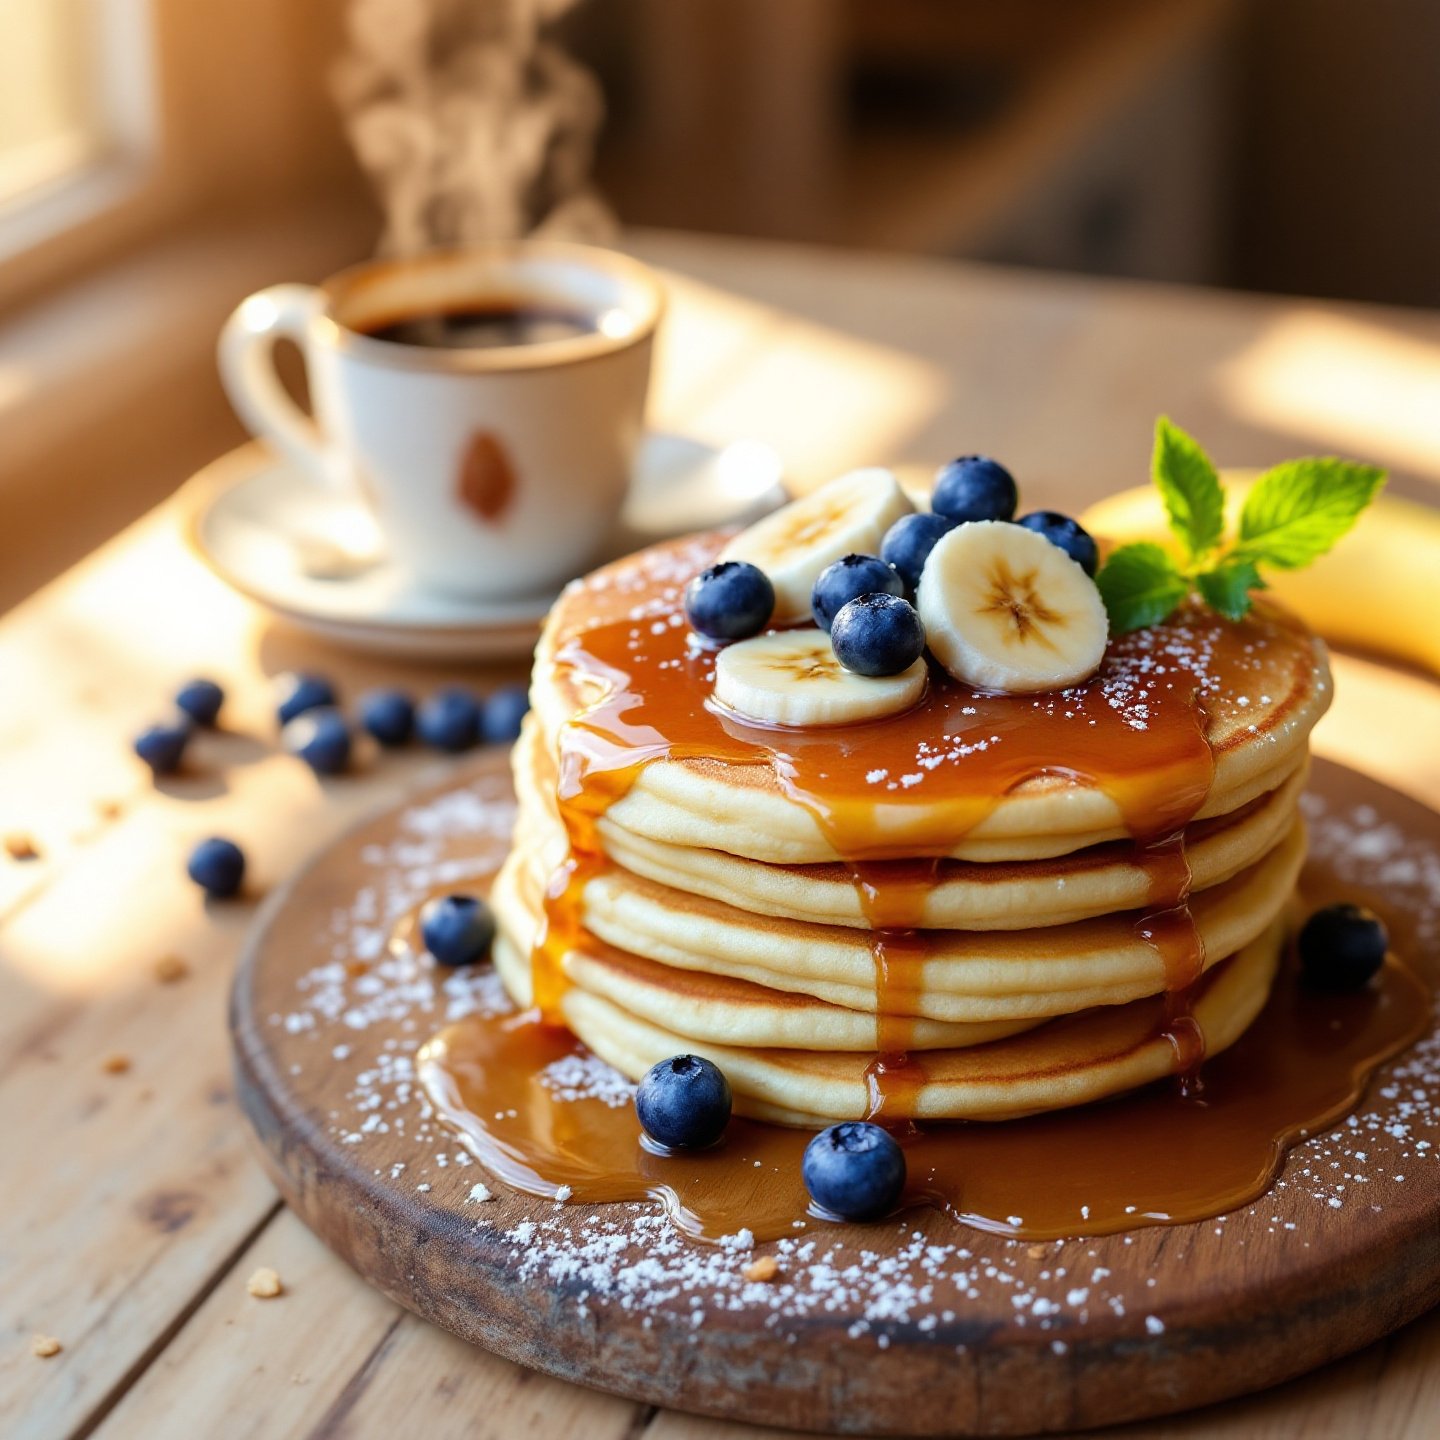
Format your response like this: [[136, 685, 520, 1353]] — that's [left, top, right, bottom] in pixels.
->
[[219, 243, 664, 600]]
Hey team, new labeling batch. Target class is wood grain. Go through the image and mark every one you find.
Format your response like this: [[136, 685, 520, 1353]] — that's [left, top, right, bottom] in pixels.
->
[[6, 232, 1440, 1439]]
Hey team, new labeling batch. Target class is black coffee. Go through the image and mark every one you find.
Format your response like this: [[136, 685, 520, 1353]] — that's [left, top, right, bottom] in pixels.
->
[[360, 303, 598, 350]]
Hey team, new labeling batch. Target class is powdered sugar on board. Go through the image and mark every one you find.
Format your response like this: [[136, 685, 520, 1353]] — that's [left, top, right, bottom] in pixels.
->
[[259, 766, 1439, 1346]]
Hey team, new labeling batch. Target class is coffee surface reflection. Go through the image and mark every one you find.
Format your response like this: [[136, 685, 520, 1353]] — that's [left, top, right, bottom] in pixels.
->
[[360, 303, 599, 350]]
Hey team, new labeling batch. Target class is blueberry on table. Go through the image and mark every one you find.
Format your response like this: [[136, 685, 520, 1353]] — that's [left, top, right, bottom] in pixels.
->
[[802, 1121, 906, 1221], [134, 717, 192, 775], [635, 1054, 732, 1150], [283, 707, 352, 775], [880, 512, 957, 592], [931, 456, 1018, 524], [1016, 511, 1100, 577], [416, 687, 482, 752], [187, 836, 246, 898], [684, 561, 775, 642], [175, 678, 224, 727], [275, 671, 337, 726], [810, 553, 904, 633], [480, 683, 531, 745], [1298, 903, 1388, 991], [419, 894, 496, 966], [359, 688, 415, 747], [830, 593, 926, 678]]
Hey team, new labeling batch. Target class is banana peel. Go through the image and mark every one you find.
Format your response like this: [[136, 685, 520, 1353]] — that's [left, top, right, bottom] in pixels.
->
[[1081, 479, 1440, 678]]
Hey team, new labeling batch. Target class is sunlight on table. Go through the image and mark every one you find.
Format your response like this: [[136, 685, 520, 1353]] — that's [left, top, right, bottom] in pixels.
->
[[1218, 312, 1440, 487]]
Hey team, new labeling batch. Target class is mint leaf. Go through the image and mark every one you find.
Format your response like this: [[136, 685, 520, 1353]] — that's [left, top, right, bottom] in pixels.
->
[[1233, 458, 1385, 570], [1096, 543, 1189, 633], [1195, 557, 1264, 621], [1152, 416, 1225, 562]]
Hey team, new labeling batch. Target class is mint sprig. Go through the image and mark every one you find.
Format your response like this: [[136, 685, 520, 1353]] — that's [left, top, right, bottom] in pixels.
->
[[1094, 542, 1190, 631], [1231, 457, 1386, 569], [1151, 416, 1225, 562], [1096, 419, 1384, 633]]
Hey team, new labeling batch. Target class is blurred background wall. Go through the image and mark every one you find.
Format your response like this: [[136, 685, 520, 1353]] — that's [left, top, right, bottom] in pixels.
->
[[566, 0, 1440, 305], [1, 0, 1438, 607]]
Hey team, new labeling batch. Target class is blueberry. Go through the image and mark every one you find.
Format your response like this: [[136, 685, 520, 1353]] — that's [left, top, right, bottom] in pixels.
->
[[802, 1121, 906, 1221], [275, 671, 337, 726], [283, 706, 352, 775], [1017, 511, 1100, 577], [830, 593, 926, 678], [419, 894, 496, 966], [810, 554, 904, 633], [684, 561, 775, 642], [359, 689, 415, 747], [134, 717, 191, 775], [880, 512, 957, 592], [480, 683, 530, 745], [187, 836, 246, 898], [635, 1054, 732, 1150], [1298, 903, 1388, 991], [175, 678, 224, 727], [931, 456, 1018, 523], [416, 687, 482, 752]]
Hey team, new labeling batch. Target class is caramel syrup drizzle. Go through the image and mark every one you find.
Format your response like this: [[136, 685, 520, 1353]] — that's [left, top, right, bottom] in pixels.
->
[[528, 544, 1236, 1121]]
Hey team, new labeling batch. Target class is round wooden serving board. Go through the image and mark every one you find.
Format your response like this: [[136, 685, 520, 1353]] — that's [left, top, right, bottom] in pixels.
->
[[231, 754, 1440, 1437]]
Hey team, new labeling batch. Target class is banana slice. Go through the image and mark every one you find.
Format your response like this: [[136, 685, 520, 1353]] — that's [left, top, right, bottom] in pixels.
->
[[917, 521, 1108, 693], [713, 629, 927, 727], [718, 468, 913, 624]]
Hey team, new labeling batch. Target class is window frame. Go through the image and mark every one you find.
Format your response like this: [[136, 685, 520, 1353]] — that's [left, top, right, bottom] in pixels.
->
[[0, 0, 162, 304]]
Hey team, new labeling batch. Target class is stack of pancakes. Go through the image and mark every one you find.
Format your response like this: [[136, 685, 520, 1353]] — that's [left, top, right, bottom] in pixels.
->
[[495, 535, 1332, 1126]]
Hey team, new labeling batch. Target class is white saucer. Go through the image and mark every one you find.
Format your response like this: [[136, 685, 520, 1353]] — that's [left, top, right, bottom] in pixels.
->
[[183, 434, 785, 660]]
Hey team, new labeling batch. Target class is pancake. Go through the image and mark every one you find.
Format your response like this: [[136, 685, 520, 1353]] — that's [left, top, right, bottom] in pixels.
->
[[529, 533, 1332, 866], [502, 918, 1286, 1125], [493, 860, 1042, 1051], [514, 716, 1305, 931], [495, 528, 1326, 1129], [497, 816, 1306, 1023]]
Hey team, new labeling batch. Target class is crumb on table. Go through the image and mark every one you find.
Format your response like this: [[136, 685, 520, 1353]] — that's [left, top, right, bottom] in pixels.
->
[[247, 1267, 283, 1299], [101, 1054, 131, 1075], [743, 1255, 779, 1283], [154, 955, 190, 984], [5, 834, 39, 861], [31, 1334, 62, 1358]]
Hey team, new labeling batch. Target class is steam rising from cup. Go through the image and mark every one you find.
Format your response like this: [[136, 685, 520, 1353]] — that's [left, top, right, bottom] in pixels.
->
[[333, 0, 617, 255]]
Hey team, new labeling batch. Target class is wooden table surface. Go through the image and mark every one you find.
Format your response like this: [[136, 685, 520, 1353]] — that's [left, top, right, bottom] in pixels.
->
[[6, 231, 1440, 1440]]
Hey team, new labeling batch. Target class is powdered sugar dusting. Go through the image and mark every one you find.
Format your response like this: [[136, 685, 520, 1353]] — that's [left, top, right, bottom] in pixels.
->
[[540, 1051, 636, 1107], [266, 770, 1438, 1346]]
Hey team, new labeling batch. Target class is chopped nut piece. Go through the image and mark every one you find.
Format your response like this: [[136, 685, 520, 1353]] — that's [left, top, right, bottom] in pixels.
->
[[101, 1054, 131, 1075], [5, 833, 39, 861], [154, 955, 190, 984], [1027, 1243, 1047, 1259], [31, 1334, 62, 1358], [742, 1255, 779, 1283], [247, 1267, 283, 1298]]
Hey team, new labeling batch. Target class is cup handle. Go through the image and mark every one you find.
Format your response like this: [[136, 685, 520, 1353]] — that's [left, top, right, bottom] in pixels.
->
[[218, 284, 340, 488]]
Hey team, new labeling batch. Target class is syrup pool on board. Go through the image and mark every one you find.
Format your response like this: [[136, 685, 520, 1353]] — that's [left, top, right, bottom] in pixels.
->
[[417, 920, 1429, 1242], [414, 534, 1416, 1243]]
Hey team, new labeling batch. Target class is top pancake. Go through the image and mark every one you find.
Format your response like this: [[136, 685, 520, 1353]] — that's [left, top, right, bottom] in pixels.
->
[[531, 533, 1332, 864]]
